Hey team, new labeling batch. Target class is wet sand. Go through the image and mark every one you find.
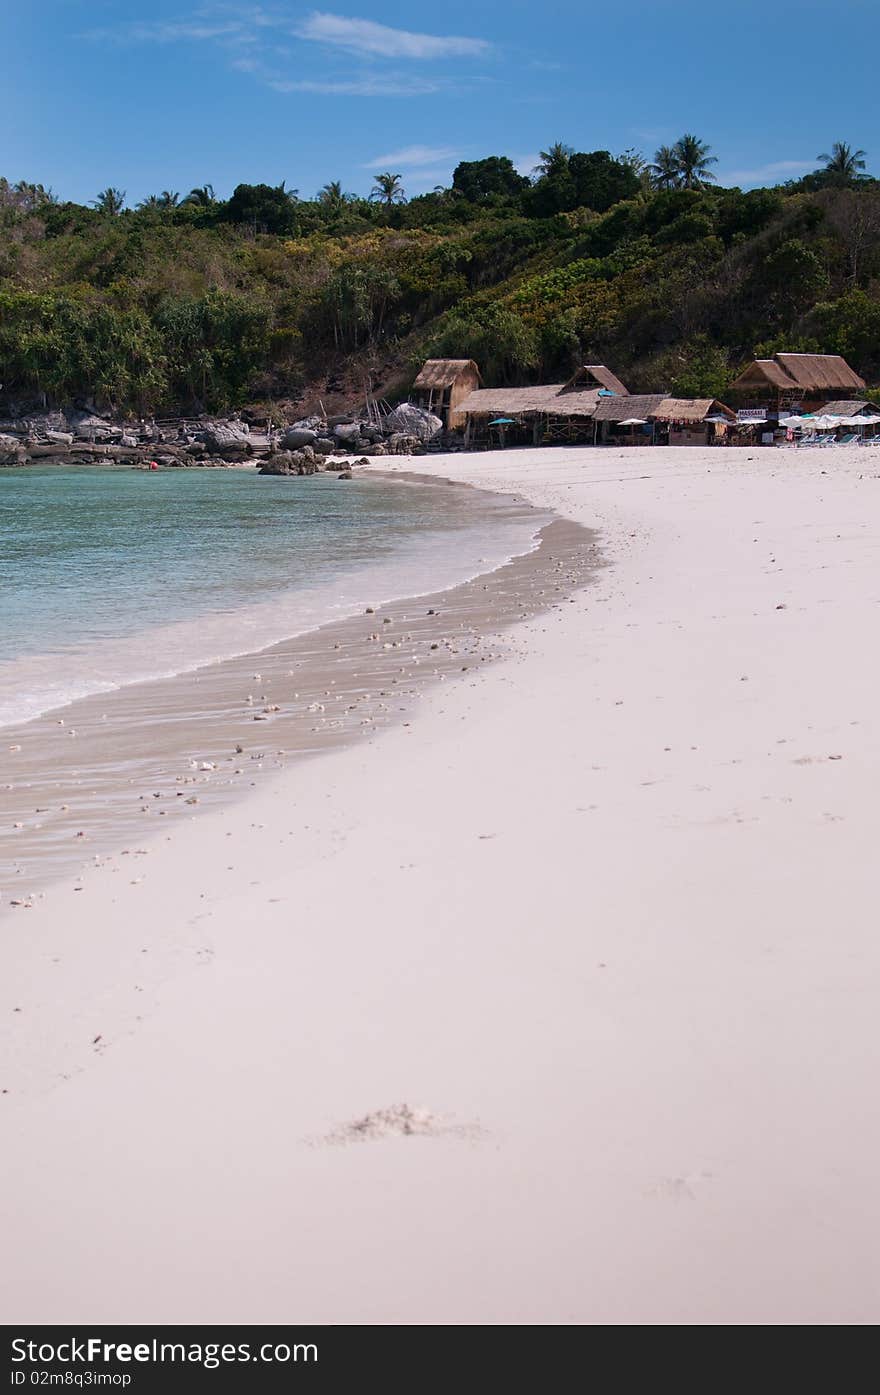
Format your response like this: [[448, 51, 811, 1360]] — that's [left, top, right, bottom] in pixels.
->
[[2, 488, 596, 894]]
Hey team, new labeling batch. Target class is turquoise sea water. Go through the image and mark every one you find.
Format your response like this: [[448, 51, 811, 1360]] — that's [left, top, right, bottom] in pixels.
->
[[0, 465, 540, 728]]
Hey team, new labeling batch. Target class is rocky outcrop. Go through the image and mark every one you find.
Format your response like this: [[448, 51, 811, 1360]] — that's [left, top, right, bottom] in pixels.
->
[[0, 398, 442, 469], [0, 432, 25, 466], [200, 421, 253, 457], [258, 445, 321, 476]]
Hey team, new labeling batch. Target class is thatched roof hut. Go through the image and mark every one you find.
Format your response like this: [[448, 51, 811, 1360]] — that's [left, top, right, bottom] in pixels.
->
[[459, 384, 588, 418], [559, 365, 629, 396], [458, 365, 630, 431], [651, 398, 736, 423], [412, 359, 482, 429], [820, 399, 880, 418], [592, 394, 668, 423], [413, 359, 481, 391], [730, 353, 865, 402]]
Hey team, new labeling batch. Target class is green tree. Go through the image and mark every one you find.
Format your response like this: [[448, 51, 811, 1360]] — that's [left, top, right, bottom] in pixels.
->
[[138, 191, 180, 210], [182, 184, 217, 207], [92, 187, 126, 215], [452, 156, 528, 203], [221, 183, 298, 234], [649, 146, 680, 190], [429, 301, 538, 384], [370, 172, 406, 209], [534, 143, 573, 179], [816, 142, 868, 186], [672, 135, 717, 189]]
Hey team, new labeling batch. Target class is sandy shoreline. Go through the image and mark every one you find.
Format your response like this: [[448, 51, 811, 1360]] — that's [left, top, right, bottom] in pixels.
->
[[1, 484, 592, 894], [2, 443, 880, 1324]]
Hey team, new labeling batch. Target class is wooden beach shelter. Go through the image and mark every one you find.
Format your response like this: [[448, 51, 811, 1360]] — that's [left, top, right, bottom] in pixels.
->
[[729, 354, 865, 413], [592, 394, 667, 444], [650, 398, 737, 445], [412, 360, 482, 430], [457, 364, 630, 446]]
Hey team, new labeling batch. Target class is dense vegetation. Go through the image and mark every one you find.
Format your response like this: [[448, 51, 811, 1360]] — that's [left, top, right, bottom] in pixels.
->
[[1, 137, 878, 415]]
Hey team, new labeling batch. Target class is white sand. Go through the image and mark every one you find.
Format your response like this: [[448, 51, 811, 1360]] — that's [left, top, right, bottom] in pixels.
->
[[2, 444, 879, 1325]]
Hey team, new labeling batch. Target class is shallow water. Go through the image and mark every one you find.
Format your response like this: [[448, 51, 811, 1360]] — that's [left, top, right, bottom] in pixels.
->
[[0, 465, 541, 727]]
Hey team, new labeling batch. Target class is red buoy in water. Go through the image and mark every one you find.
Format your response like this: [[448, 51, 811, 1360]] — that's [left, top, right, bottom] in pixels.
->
[[149, 461, 159, 470]]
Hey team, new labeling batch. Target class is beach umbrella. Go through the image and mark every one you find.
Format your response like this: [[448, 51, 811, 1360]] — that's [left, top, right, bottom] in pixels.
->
[[618, 417, 648, 426], [488, 418, 516, 426]]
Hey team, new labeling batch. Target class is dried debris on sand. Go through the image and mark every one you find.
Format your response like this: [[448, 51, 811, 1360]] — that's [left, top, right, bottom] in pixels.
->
[[311, 1102, 486, 1147]]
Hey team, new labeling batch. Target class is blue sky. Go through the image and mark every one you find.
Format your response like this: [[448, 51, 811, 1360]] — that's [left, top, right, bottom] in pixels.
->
[[4, 1, 877, 205]]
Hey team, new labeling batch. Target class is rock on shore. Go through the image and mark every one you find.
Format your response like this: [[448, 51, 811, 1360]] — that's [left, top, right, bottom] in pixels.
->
[[0, 402, 441, 469]]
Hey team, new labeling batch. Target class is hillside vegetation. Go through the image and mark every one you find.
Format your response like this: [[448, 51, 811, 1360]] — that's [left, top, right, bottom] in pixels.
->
[[1, 139, 878, 416]]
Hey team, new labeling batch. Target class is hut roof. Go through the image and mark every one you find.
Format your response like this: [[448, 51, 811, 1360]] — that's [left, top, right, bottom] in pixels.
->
[[592, 394, 667, 423], [774, 353, 865, 391], [652, 397, 736, 423], [457, 384, 602, 418], [561, 364, 629, 396], [731, 354, 865, 393], [413, 359, 481, 390], [820, 399, 880, 418]]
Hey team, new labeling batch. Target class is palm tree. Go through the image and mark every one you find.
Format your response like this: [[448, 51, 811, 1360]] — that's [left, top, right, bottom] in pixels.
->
[[92, 187, 126, 215], [318, 180, 348, 212], [138, 190, 180, 209], [649, 145, 681, 190], [817, 141, 868, 184], [182, 184, 216, 207], [534, 142, 573, 179], [673, 134, 717, 189], [370, 172, 406, 209]]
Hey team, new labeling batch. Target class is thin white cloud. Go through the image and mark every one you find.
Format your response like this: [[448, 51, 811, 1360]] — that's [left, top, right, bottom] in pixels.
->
[[87, 19, 255, 44], [270, 75, 442, 97], [85, 6, 489, 99], [295, 11, 490, 60], [716, 159, 814, 185], [364, 145, 461, 169]]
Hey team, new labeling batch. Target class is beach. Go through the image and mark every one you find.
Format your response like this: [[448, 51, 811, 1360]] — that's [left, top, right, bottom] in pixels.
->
[[2, 442, 879, 1325]]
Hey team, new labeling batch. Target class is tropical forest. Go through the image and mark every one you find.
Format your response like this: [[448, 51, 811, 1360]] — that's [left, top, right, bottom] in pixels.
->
[[1, 136, 878, 415]]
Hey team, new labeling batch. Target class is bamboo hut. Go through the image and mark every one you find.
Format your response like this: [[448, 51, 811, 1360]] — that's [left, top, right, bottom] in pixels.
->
[[729, 354, 865, 413], [457, 364, 629, 445], [650, 397, 736, 445], [412, 360, 482, 430], [591, 394, 668, 444]]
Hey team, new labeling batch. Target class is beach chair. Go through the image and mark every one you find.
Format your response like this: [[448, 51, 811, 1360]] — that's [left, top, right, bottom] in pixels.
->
[[798, 432, 820, 446], [837, 433, 858, 445]]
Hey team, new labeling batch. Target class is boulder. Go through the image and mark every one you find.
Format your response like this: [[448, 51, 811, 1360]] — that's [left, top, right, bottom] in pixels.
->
[[313, 437, 335, 455], [258, 447, 319, 477], [201, 422, 252, 456], [46, 430, 75, 447], [387, 433, 422, 455], [73, 414, 123, 442], [0, 432, 24, 465], [334, 422, 366, 445], [385, 402, 443, 441], [282, 427, 317, 449]]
